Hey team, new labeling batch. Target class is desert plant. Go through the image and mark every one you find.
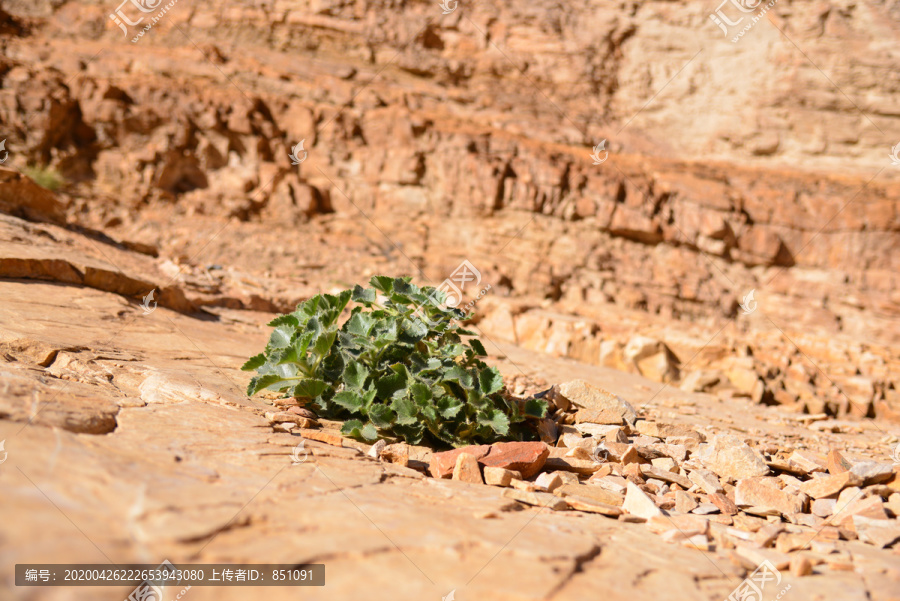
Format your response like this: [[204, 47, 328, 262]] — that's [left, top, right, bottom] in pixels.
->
[[24, 165, 66, 191], [242, 276, 547, 447]]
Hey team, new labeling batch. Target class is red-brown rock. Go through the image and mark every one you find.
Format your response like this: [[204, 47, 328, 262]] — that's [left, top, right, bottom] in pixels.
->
[[429, 444, 492, 479], [478, 442, 550, 479]]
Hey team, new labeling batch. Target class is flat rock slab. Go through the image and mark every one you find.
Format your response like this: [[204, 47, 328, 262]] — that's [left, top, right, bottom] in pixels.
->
[[558, 379, 637, 425], [429, 444, 492, 478]]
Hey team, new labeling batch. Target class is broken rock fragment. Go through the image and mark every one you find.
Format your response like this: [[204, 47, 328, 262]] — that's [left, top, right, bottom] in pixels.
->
[[557, 379, 637, 426], [698, 435, 769, 480]]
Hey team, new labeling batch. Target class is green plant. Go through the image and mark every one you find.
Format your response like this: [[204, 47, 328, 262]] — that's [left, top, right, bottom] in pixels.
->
[[242, 276, 547, 447], [24, 165, 66, 191]]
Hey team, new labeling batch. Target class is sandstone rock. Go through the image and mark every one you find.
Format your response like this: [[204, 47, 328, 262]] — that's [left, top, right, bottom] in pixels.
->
[[299, 429, 344, 447], [557, 380, 636, 426], [564, 495, 623, 517], [789, 556, 814, 577], [381, 443, 410, 467], [623, 481, 664, 520], [366, 439, 387, 458], [789, 450, 828, 473], [708, 492, 739, 516], [646, 514, 709, 537], [502, 488, 568, 511], [799, 472, 862, 499], [735, 478, 805, 516], [849, 461, 895, 485], [535, 472, 563, 492], [429, 444, 491, 479], [675, 491, 699, 513], [478, 441, 549, 478], [811, 498, 837, 517], [556, 484, 624, 507], [451, 453, 483, 485], [826, 449, 852, 474], [483, 467, 520, 487], [852, 515, 900, 548], [688, 469, 725, 494], [635, 421, 701, 440], [639, 465, 691, 489], [698, 435, 769, 480]]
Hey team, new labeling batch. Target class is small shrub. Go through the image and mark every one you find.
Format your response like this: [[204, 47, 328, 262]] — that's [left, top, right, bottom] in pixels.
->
[[24, 165, 66, 191], [243, 276, 547, 447]]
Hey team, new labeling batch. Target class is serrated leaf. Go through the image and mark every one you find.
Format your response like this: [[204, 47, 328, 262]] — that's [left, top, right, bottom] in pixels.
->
[[333, 390, 365, 412], [247, 373, 294, 396], [468, 339, 487, 357], [478, 366, 504, 395], [241, 353, 266, 371], [312, 330, 337, 357], [443, 364, 474, 389], [293, 379, 327, 398], [375, 371, 407, 399], [390, 395, 419, 425], [436, 396, 463, 419], [369, 276, 394, 294], [477, 408, 510, 436], [409, 382, 432, 406], [268, 314, 299, 328], [345, 312, 375, 337], [367, 404, 395, 429], [343, 360, 369, 389], [351, 285, 376, 304], [267, 325, 294, 349], [523, 398, 548, 418]]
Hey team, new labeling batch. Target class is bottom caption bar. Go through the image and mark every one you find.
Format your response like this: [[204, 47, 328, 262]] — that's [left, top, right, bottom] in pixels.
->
[[16, 564, 325, 586]]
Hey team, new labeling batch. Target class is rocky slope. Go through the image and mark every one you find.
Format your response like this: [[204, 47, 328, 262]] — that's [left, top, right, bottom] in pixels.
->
[[1, 1, 900, 599]]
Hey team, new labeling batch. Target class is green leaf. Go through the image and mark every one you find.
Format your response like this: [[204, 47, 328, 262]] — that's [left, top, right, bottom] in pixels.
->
[[477, 408, 510, 436], [343, 360, 369, 390], [468, 339, 487, 357], [375, 371, 407, 399], [241, 353, 266, 371], [268, 314, 299, 328], [409, 382, 432, 406], [523, 398, 548, 418], [312, 330, 337, 358], [293, 379, 328, 398], [267, 325, 294, 349], [367, 404, 395, 429], [345, 312, 375, 337], [391, 395, 419, 425], [478, 367, 504, 395], [333, 390, 365, 412], [341, 419, 377, 442], [247, 374, 294, 396], [443, 364, 474, 389], [369, 276, 394, 295], [351, 285, 376, 304], [436, 396, 464, 419]]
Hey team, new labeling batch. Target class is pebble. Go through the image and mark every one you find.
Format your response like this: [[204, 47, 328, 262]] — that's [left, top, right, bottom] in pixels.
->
[[535, 471, 564, 492]]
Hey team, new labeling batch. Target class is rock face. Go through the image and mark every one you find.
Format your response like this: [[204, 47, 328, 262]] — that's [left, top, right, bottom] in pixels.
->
[[698, 435, 770, 480]]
